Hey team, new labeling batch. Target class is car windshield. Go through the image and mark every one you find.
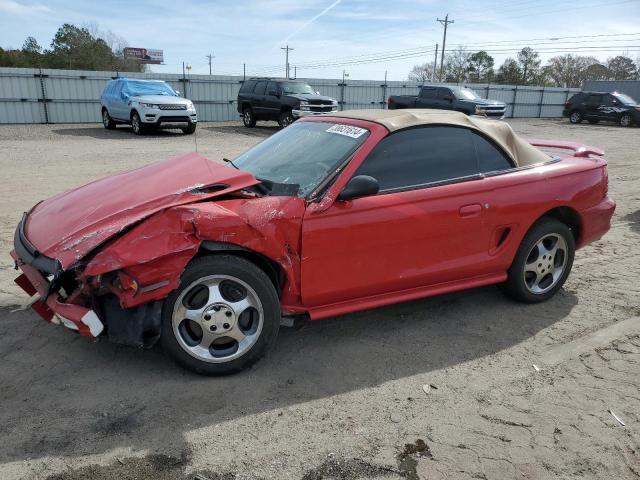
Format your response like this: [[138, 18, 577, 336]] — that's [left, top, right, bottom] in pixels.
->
[[124, 81, 176, 97], [612, 92, 637, 105], [453, 87, 481, 100], [232, 122, 370, 197], [281, 82, 316, 95]]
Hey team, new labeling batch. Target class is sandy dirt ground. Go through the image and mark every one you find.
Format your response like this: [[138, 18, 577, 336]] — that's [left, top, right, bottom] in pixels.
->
[[0, 119, 638, 480]]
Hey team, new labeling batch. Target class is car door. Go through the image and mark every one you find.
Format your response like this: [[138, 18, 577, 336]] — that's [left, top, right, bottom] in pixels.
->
[[583, 94, 603, 120], [434, 87, 454, 110], [263, 81, 281, 118], [415, 87, 437, 108], [601, 94, 621, 121], [110, 81, 128, 120], [300, 125, 494, 308], [251, 81, 268, 116]]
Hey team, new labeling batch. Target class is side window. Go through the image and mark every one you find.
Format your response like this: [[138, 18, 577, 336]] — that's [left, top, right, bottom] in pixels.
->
[[240, 80, 256, 94], [253, 81, 267, 95], [602, 94, 616, 106], [473, 132, 513, 173], [586, 94, 602, 105], [113, 81, 123, 97], [266, 81, 278, 96], [437, 88, 452, 99], [355, 126, 479, 192], [419, 88, 436, 99]]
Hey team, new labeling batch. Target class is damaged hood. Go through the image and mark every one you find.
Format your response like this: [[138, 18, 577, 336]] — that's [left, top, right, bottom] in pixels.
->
[[24, 153, 259, 268]]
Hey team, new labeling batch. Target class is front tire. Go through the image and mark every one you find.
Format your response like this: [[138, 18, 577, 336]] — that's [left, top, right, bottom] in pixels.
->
[[502, 218, 575, 303], [619, 113, 633, 127], [131, 111, 144, 135], [278, 111, 294, 128], [242, 107, 256, 128], [569, 110, 583, 124], [181, 123, 197, 134], [161, 255, 280, 375]]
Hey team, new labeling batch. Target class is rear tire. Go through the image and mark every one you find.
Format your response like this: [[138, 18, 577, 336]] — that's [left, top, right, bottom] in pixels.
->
[[131, 111, 144, 135], [161, 255, 280, 375], [619, 113, 633, 127], [242, 107, 256, 128], [102, 109, 116, 129], [502, 218, 575, 303], [181, 123, 197, 134], [569, 110, 583, 124]]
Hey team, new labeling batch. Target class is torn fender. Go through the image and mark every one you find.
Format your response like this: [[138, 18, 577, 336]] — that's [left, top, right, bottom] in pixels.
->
[[83, 196, 306, 309]]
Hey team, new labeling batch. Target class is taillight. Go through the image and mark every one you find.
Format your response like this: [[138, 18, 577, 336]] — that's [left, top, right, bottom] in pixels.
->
[[565, 101, 571, 107]]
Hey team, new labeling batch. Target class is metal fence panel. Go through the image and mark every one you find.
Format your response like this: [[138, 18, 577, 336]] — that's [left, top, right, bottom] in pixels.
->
[[0, 67, 580, 124], [583, 80, 640, 101]]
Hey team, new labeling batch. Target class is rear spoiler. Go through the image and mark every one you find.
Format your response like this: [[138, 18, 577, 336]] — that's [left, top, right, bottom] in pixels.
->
[[528, 138, 604, 158]]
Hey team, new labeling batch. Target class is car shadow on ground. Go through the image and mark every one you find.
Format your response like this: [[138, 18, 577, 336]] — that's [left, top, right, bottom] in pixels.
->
[[0, 285, 577, 464], [205, 124, 279, 137], [622, 209, 640, 234], [52, 127, 188, 139]]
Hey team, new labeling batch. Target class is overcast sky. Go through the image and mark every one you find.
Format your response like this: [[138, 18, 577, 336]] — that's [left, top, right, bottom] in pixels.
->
[[1, 0, 639, 80]]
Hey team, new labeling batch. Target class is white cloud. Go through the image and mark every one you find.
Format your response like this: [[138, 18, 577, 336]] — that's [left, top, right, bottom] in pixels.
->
[[0, 0, 50, 14]]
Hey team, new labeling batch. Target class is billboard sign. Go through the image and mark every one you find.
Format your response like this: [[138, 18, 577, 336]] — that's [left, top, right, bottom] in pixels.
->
[[123, 48, 164, 64]]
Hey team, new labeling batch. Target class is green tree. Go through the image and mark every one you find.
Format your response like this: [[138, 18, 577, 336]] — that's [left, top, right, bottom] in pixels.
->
[[495, 58, 522, 85], [408, 62, 436, 82], [443, 47, 471, 83], [606, 56, 637, 80], [517, 47, 541, 85], [467, 51, 494, 82]]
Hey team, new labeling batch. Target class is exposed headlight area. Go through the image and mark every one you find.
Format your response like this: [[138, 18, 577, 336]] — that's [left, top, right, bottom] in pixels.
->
[[300, 100, 311, 111], [139, 102, 160, 109]]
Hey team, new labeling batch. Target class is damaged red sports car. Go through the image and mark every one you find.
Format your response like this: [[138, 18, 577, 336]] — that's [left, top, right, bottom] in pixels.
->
[[11, 110, 615, 374]]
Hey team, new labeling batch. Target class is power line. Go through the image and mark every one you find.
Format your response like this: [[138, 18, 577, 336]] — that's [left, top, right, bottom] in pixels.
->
[[250, 32, 640, 74]]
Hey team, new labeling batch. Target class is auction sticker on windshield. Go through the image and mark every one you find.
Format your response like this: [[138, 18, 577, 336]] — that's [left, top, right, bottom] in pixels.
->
[[326, 124, 368, 138]]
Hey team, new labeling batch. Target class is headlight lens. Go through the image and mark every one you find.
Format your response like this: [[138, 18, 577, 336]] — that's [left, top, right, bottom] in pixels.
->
[[300, 100, 309, 106], [331, 100, 338, 105], [186, 101, 194, 109], [139, 102, 160, 108]]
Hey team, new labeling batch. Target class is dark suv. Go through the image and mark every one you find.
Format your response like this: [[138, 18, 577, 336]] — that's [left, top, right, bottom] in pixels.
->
[[563, 91, 639, 127], [237, 78, 338, 128]]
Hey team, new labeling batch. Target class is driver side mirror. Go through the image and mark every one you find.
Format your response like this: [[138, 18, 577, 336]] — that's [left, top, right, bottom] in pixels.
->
[[337, 175, 379, 201], [120, 91, 129, 101]]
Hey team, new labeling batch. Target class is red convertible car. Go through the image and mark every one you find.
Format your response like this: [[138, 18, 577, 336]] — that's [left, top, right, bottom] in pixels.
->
[[11, 110, 615, 374]]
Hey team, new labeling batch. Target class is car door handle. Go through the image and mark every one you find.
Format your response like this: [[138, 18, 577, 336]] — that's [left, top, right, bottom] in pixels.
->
[[459, 204, 482, 217]]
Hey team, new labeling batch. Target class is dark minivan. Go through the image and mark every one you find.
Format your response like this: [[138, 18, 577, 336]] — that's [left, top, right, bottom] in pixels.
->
[[563, 91, 639, 127], [237, 78, 338, 128]]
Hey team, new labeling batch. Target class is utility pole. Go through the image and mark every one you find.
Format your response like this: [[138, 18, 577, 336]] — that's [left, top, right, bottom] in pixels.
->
[[281, 45, 294, 78], [294, 66, 297, 79], [205, 53, 215, 75], [437, 14, 454, 81], [433, 43, 438, 82]]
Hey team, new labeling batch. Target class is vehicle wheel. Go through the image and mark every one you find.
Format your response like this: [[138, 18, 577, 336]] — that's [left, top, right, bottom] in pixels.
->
[[131, 111, 144, 135], [502, 218, 575, 303], [619, 113, 633, 127], [587, 119, 599, 124], [181, 123, 197, 134], [161, 255, 280, 375], [102, 109, 116, 129], [242, 107, 256, 128], [569, 110, 583, 124], [278, 111, 294, 128]]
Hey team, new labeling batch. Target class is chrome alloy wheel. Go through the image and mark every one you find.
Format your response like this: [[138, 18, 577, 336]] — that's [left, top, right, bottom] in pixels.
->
[[131, 113, 141, 133], [103, 110, 110, 127], [172, 275, 264, 363], [569, 111, 581, 123], [523, 233, 568, 294]]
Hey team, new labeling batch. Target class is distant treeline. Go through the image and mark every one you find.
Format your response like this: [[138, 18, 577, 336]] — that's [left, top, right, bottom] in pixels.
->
[[0, 23, 143, 72]]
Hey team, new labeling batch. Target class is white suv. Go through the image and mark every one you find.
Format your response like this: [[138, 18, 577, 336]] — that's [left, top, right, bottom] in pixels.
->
[[100, 78, 197, 135]]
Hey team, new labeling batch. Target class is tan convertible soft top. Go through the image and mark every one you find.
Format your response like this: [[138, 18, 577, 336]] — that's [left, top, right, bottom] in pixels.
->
[[329, 109, 549, 167]]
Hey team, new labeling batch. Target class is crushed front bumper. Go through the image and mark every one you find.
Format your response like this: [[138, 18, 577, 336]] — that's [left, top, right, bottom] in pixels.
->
[[11, 214, 103, 338]]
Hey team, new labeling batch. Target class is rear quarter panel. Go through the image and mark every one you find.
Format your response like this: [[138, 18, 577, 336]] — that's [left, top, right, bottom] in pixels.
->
[[485, 155, 609, 272]]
